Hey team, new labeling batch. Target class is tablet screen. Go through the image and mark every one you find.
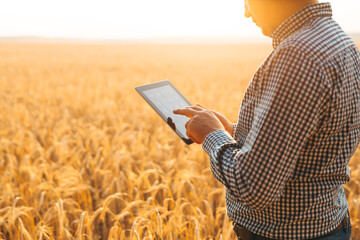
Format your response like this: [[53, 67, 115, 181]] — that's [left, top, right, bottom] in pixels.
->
[[143, 85, 190, 140]]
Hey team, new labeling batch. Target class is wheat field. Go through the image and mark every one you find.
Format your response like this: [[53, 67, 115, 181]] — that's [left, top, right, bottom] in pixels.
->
[[0, 42, 359, 239]]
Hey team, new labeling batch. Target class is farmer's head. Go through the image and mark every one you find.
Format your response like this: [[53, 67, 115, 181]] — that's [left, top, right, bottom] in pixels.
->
[[244, 0, 319, 36]]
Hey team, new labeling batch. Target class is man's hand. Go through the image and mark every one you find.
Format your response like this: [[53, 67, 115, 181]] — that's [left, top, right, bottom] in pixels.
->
[[173, 104, 225, 144], [195, 104, 235, 137]]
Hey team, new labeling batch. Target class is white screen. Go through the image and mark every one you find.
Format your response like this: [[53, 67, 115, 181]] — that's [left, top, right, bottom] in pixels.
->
[[143, 85, 190, 139]]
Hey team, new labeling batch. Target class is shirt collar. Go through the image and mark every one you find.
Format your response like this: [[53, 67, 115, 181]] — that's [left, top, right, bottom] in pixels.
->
[[270, 3, 333, 49]]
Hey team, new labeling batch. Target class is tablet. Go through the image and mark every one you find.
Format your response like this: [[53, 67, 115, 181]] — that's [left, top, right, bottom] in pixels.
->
[[135, 80, 193, 145]]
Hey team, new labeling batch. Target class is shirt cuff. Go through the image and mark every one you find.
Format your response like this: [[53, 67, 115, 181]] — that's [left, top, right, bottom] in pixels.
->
[[202, 129, 236, 154]]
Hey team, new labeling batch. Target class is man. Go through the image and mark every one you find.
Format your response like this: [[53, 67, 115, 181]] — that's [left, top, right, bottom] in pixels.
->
[[174, 0, 360, 239]]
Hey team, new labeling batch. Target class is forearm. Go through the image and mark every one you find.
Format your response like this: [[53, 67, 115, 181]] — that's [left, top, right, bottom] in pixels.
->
[[203, 130, 256, 208], [202, 129, 295, 211]]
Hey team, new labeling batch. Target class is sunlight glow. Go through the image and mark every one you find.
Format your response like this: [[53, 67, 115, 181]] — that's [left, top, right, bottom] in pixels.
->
[[0, 0, 358, 40]]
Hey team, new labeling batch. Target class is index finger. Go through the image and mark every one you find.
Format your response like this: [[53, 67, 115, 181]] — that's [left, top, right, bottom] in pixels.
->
[[173, 107, 198, 118]]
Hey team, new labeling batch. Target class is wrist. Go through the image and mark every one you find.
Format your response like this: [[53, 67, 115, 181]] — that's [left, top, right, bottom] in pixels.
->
[[226, 123, 235, 137]]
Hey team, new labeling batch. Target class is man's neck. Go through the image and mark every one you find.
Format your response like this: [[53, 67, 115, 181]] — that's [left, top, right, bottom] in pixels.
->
[[272, 0, 320, 33]]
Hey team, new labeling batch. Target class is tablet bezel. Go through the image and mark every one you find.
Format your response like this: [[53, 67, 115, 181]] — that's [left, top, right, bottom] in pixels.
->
[[135, 80, 194, 145]]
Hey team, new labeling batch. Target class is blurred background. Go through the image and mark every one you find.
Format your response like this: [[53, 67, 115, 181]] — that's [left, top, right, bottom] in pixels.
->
[[0, 0, 359, 42]]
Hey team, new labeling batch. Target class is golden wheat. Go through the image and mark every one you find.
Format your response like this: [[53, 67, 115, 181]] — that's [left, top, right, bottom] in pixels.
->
[[0, 42, 359, 239]]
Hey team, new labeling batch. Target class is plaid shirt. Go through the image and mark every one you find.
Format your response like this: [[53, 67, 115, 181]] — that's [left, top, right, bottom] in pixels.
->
[[202, 3, 360, 239]]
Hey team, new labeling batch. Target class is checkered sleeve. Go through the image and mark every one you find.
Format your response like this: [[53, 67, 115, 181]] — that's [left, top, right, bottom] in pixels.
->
[[202, 47, 325, 210]]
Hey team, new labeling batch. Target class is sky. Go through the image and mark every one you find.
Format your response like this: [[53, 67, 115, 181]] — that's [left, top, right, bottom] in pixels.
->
[[0, 0, 359, 41]]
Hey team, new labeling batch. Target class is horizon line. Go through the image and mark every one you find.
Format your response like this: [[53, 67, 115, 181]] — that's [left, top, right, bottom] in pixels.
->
[[0, 33, 359, 44]]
